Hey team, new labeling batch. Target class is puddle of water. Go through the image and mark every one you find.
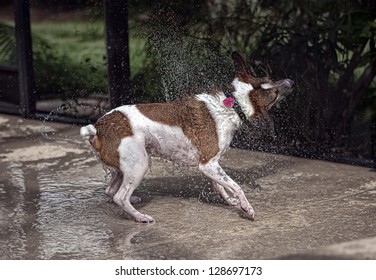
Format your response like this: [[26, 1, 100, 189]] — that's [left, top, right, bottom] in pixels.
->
[[0, 114, 177, 260], [0, 148, 161, 259]]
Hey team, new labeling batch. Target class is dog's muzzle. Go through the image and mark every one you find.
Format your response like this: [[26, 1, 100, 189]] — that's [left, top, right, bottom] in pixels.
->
[[275, 79, 294, 102], [260, 79, 294, 138]]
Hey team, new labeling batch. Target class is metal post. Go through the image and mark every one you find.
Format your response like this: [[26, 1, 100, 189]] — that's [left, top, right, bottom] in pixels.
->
[[104, 0, 132, 108], [13, 0, 36, 117]]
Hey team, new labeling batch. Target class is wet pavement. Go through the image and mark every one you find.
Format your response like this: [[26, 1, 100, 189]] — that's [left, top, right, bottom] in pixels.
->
[[0, 113, 376, 259]]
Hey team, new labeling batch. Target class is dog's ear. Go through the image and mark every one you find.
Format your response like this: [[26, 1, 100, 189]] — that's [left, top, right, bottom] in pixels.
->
[[231, 51, 247, 75]]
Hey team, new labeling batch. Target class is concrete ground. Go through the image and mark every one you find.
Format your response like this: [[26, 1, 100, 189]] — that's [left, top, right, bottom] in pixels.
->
[[0, 113, 375, 260]]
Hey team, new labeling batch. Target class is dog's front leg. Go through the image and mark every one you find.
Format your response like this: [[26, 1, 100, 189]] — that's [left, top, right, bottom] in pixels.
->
[[199, 160, 255, 220]]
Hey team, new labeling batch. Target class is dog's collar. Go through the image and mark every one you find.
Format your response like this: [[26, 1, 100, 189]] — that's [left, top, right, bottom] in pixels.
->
[[224, 91, 249, 123]]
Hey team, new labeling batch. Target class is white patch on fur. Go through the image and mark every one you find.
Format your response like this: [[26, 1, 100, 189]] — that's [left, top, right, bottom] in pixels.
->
[[231, 78, 255, 117], [115, 105, 200, 166], [80, 124, 96, 137], [232, 78, 254, 93], [196, 93, 241, 153], [261, 83, 274, 89]]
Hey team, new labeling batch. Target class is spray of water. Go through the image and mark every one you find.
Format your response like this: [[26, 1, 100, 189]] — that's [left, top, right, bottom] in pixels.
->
[[39, 100, 103, 141], [144, 8, 234, 102], [38, 100, 120, 183]]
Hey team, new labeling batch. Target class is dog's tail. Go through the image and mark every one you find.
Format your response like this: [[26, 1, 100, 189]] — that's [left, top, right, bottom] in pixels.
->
[[80, 124, 97, 138]]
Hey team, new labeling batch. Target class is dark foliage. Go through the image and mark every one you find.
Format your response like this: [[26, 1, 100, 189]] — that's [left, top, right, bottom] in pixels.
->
[[138, 0, 376, 161]]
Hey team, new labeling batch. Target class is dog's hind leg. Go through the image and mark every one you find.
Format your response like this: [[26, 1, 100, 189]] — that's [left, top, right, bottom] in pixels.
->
[[106, 170, 142, 204], [200, 159, 255, 220], [211, 181, 239, 206], [106, 170, 122, 197], [112, 137, 153, 223]]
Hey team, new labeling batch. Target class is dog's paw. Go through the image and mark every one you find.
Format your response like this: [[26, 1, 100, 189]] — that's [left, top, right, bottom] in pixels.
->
[[247, 209, 255, 220], [225, 197, 240, 206], [134, 214, 155, 223], [240, 202, 255, 220]]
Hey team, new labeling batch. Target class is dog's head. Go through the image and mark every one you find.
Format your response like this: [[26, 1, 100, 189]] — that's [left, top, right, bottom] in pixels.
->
[[231, 51, 294, 136]]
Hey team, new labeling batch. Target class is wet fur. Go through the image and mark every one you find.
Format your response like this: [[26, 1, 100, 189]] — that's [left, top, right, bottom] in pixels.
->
[[80, 52, 294, 223]]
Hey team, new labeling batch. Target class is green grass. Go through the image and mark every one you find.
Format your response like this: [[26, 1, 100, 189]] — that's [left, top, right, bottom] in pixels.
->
[[31, 20, 147, 79], [1, 18, 147, 97]]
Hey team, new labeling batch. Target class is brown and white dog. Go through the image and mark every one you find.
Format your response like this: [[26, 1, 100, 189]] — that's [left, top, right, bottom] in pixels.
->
[[80, 52, 294, 222]]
